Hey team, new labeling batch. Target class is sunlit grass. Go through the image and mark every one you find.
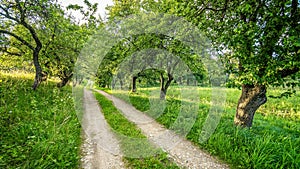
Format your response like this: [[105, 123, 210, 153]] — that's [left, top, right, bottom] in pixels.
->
[[109, 86, 300, 169], [0, 72, 81, 168], [0, 71, 34, 80]]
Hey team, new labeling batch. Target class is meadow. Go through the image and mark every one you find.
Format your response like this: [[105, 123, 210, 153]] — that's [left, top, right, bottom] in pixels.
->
[[0, 72, 81, 168], [1, 70, 299, 169], [106, 86, 300, 169]]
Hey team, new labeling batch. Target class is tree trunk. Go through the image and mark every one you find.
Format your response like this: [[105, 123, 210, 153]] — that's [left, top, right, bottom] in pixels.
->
[[32, 48, 42, 90], [57, 73, 73, 88], [160, 72, 173, 100], [57, 78, 69, 88], [234, 84, 267, 127], [73, 75, 79, 87], [160, 88, 167, 100], [73, 77, 76, 87], [79, 78, 83, 85], [119, 79, 123, 89], [132, 76, 138, 92], [160, 73, 165, 99], [112, 80, 116, 88]]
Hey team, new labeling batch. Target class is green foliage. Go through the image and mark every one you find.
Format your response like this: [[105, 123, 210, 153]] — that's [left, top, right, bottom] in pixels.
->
[[111, 87, 300, 169], [142, 0, 300, 127], [39, 7, 90, 85], [0, 72, 81, 168], [1, 0, 101, 87], [0, 0, 59, 88], [107, 0, 142, 19], [0, 25, 33, 72], [93, 91, 179, 169], [153, 0, 300, 88], [96, 32, 207, 88]]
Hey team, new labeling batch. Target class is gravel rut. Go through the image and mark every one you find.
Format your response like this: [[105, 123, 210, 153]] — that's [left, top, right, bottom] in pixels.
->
[[81, 89, 125, 169]]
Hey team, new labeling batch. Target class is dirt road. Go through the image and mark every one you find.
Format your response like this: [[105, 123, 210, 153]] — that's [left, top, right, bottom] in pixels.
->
[[81, 89, 125, 169], [95, 89, 228, 169]]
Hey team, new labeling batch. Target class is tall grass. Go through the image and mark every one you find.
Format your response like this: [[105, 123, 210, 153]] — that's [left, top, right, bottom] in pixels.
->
[[109, 86, 300, 169], [0, 72, 81, 168]]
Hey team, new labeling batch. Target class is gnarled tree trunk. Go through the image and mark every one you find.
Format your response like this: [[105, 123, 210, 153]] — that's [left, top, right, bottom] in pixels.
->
[[234, 84, 267, 127]]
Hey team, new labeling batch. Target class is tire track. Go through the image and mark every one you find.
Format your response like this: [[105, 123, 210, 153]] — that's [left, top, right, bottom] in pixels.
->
[[81, 89, 125, 169]]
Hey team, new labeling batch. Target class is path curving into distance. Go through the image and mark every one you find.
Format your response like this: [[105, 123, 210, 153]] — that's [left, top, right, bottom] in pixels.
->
[[95, 89, 229, 169]]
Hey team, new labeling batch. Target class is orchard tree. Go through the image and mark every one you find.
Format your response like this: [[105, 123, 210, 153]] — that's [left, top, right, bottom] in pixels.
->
[[153, 0, 300, 127], [40, 5, 95, 87], [39, 0, 101, 87], [104, 1, 209, 99], [96, 29, 207, 99], [0, 0, 55, 89], [204, 0, 299, 127], [1, 0, 101, 88]]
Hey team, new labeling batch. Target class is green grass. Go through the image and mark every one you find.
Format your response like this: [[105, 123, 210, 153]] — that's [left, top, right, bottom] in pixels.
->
[[108, 86, 300, 169], [93, 92, 179, 169], [0, 72, 81, 168]]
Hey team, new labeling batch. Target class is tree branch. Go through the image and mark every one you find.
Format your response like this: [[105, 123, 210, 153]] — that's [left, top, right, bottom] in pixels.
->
[[196, 1, 230, 16], [15, 0, 25, 21], [0, 5, 20, 23], [0, 29, 34, 50], [291, 0, 299, 28], [15, 0, 42, 50], [279, 67, 300, 78], [0, 46, 23, 56]]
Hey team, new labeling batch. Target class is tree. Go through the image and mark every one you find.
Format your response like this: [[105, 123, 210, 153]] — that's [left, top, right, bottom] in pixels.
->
[[38, 0, 101, 88], [98, 31, 207, 99], [1, 0, 101, 88], [40, 7, 94, 88], [0, 0, 55, 89], [153, 0, 300, 127]]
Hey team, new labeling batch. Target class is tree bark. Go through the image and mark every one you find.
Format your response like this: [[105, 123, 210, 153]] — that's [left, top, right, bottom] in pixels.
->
[[131, 76, 138, 92], [19, 6, 44, 90], [32, 48, 43, 90], [234, 84, 267, 127]]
